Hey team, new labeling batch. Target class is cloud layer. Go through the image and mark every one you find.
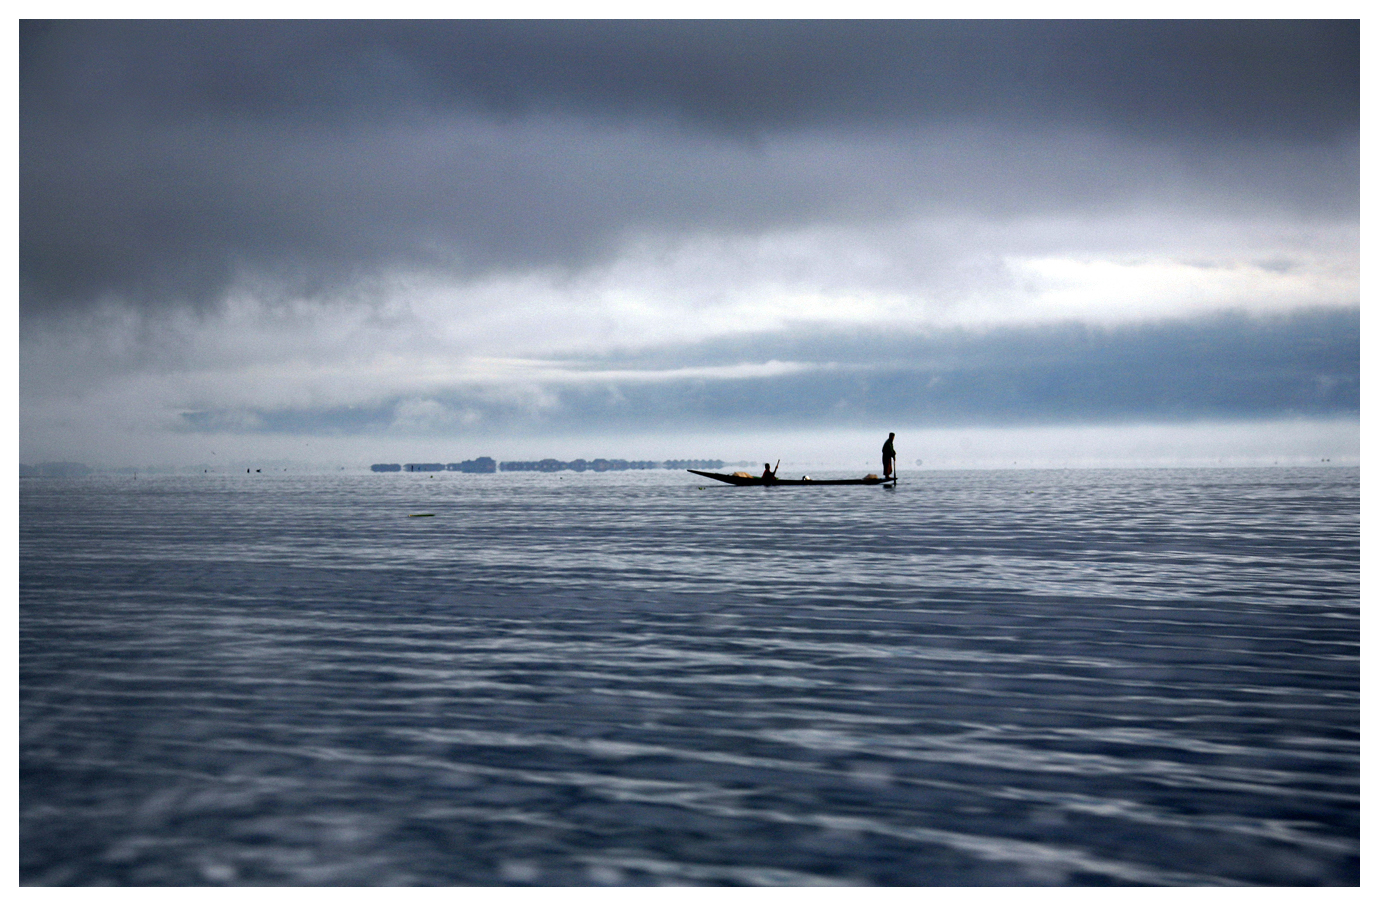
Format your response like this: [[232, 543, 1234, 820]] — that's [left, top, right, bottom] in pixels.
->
[[21, 20, 1358, 312], [18, 20, 1359, 467]]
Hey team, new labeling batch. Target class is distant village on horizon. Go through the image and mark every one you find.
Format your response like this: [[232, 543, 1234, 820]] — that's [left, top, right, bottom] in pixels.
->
[[19, 457, 738, 478], [370, 457, 727, 474]]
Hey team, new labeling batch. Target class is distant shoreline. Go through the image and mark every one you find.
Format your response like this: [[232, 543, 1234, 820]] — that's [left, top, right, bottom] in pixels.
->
[[18, 458, 744, 478], [376, 458, 728, 474], [19, 457, 1356, 477]]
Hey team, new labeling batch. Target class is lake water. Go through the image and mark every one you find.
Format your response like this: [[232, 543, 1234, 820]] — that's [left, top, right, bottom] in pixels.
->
[[19, 467, 1359, 885]]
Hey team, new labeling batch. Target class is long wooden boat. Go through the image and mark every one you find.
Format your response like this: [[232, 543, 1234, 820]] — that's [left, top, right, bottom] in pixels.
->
[[688, 469, 896, 487]]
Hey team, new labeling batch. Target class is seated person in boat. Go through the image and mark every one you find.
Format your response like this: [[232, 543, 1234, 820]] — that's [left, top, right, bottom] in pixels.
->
[[761, 462, 777, 482]]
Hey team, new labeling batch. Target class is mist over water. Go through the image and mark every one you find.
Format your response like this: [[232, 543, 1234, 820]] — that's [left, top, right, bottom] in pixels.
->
[[20, 467, 1358, 885]]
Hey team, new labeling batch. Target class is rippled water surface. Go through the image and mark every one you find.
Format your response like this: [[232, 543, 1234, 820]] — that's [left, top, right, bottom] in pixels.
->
[[20, 467, 1359, 885]]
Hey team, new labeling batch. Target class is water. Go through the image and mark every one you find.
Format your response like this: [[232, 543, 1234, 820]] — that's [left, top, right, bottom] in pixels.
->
[[19, 467, 1359, 885]]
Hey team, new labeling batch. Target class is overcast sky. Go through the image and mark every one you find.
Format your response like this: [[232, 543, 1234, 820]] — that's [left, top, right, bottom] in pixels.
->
[[18, 19, 1359, 469]]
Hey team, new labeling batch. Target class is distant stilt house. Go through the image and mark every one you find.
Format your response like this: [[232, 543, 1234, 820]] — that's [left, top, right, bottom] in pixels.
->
[[446, 457, 497, 473]]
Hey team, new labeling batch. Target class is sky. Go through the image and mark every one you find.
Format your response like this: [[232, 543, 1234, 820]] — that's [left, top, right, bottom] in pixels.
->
[[17, 18, 1361, 470]]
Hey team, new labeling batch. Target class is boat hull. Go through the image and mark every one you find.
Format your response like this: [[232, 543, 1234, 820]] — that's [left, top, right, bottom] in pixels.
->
[[688, 469, 896, 487]]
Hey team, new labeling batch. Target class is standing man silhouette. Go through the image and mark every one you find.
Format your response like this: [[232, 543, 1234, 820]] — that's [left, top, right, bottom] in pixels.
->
[[882, 433, 896, 479]]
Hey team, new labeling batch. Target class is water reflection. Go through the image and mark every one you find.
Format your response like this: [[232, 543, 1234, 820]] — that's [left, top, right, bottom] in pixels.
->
[[20, 468, 1359, 884]]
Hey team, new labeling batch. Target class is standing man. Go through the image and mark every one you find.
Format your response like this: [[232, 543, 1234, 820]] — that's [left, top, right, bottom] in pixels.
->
[[882, 433, 896, 479]]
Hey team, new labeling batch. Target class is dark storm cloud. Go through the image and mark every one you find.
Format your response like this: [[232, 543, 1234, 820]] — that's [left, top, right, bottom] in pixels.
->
[[20, 20, 1359, 316], [20, 20, 1359, 137], [177, 307, 1359, 436]]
